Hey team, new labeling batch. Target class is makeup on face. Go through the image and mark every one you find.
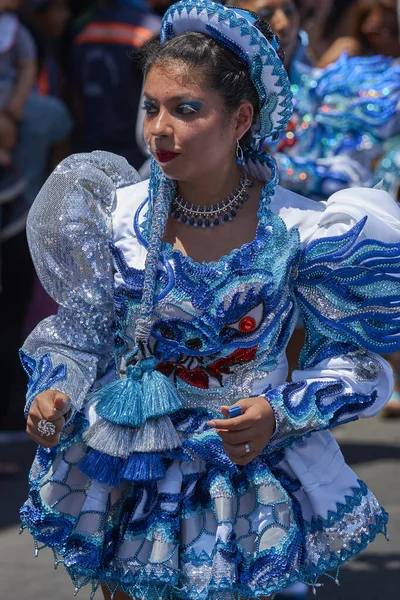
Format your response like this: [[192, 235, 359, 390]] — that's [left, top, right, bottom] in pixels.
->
[[141, 97, 204, 116], [142, 63, 241, 183], [142, 92, 205, 162], [155, 150, 180, 164]]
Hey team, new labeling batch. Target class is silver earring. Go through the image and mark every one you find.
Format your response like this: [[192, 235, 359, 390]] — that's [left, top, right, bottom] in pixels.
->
[[236, 140, 244, 166]]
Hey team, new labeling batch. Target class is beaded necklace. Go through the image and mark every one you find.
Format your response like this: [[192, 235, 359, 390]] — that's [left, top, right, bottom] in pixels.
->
[[170, 175, 253, 228]]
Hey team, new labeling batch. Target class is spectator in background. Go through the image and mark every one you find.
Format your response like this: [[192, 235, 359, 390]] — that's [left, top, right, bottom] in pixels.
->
[[294, 0, 360, 65], [0, 0, 36, 203], [71, 0, 162, 168], [0, 0, 73, 436], [318, 0, 400, 68], [227, 0, 312, 79], [9, 0, 74, 356], [318, 0, 400, 67], [2, 0, 73, 240], [0, 0, 36, 476], [23, 0, 71, 97]]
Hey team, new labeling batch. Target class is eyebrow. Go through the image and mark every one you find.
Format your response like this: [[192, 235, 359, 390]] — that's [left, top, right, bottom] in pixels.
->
[[143, 92, 203, 103]]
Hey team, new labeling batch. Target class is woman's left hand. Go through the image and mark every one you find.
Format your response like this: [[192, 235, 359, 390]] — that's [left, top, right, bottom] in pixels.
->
[[207, 397, 276, 465]]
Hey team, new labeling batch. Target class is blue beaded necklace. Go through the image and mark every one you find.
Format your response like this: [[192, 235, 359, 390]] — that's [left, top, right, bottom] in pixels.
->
[[170, 174, 253, 228]]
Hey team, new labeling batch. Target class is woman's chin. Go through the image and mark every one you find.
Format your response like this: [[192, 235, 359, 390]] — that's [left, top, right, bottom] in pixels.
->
[[156, 161, 183, 179]]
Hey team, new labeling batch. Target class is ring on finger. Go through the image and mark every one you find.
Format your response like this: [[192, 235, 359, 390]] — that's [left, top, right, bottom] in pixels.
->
[[37, 419, 56, 437], [244, 442, 251, 455]]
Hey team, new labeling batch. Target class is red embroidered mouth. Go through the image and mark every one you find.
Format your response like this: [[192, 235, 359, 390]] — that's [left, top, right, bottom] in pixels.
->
[[157, 346, 258, 389]]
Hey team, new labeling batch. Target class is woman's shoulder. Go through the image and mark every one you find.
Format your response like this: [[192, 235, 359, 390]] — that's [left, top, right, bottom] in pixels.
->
[[113, 179, 149, 243], [270, 185, 400, 246], [114, 178, 149, 215]]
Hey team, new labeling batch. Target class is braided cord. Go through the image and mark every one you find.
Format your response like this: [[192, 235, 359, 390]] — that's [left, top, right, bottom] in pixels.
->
[[135, 160, 175, 346]]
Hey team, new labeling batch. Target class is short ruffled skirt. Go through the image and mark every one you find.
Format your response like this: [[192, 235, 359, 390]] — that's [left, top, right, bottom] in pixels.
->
[[20, 410, 387, 600]]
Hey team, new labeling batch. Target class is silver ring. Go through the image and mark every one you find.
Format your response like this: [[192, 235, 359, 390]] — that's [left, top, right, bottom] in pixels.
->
[[37, 419, 56, 437], [244, 443, 251, 454]]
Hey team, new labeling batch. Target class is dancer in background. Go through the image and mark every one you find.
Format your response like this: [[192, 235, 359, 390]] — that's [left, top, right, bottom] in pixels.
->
[[71, 0, 161, 168], [20, 2, 400, 599]]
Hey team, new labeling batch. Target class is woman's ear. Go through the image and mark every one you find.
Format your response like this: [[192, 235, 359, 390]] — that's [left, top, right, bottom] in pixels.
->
[[234, 100, 254, 141]]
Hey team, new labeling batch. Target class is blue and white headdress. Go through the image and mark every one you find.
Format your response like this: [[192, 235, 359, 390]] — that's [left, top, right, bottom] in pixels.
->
[[161, 0, 293, 140], [85, 0, 294, 483]]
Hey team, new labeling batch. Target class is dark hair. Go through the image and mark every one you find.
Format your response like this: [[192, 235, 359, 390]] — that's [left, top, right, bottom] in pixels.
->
[[138, 8, 283, 144]]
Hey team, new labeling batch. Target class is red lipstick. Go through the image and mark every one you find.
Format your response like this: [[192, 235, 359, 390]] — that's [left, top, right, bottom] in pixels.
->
[[156, 151, 179, 163]]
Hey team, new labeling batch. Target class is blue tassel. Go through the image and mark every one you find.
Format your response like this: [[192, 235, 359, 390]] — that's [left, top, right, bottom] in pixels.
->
[[93, 365, 144, 427], [91, 358, 182, 428], [121, 452, 166, 482], [140, 358, 182, 420], [78, 449, 123, 487]]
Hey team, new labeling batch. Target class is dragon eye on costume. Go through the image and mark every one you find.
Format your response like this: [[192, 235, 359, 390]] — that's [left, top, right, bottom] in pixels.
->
[[221, 303, 264, 341], [160, 325, 176, 340], [238, 316, 257, 333], [185, 337, 203, 350]]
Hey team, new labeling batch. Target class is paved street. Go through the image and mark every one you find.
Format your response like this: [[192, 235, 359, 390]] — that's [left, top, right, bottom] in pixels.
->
[[0, 416, 399, 600]]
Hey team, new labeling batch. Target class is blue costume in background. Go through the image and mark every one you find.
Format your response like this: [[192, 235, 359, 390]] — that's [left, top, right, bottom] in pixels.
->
[[275, 52, 400, 201]]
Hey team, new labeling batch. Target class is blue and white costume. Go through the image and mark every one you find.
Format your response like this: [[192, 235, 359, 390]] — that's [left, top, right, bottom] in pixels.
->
[[19, 2, 400, 599], [276, 53, 400, 200]]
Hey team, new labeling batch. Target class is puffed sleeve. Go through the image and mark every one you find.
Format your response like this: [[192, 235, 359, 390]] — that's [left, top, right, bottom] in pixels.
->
[[266, 186, 400, 449], [20, 151, 140, 416]]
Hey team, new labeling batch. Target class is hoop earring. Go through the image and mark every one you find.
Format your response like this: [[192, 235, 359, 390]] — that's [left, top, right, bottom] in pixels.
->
[[236, 140, 244, 166]]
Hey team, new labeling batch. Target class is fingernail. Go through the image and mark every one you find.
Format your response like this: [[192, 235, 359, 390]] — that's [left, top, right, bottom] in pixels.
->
[[207, 421, 216, 428]]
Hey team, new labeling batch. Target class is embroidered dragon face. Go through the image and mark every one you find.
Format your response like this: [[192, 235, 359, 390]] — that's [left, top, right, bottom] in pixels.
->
[[111, 213, 300, 390], [149, 259, 297, 389]]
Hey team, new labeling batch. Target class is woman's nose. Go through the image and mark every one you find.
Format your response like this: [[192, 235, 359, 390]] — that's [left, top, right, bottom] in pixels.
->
[[151, 109, 173, 137]]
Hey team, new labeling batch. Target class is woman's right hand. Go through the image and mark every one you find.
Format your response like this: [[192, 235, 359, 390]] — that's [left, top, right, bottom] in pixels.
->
[[26, 390, 71, 448]]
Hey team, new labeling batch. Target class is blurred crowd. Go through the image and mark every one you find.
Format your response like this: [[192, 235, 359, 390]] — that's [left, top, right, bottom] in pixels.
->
[[1, 0, 400, 433]]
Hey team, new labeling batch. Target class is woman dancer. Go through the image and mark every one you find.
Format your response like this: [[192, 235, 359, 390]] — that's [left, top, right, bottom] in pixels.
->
[[20, 2, 400, 599]]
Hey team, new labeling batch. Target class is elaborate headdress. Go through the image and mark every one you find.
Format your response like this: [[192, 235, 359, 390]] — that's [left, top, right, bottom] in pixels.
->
[[160, 1, 293, 140], [87, 0, 293, 480]]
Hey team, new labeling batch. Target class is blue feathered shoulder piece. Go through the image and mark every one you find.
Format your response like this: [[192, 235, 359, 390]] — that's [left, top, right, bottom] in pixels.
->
[[295, 217, 400, 369]]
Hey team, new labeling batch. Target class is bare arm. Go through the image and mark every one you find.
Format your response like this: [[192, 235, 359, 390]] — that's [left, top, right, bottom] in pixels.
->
[[6, 58, 37, 120], [317, 37, 362, 69]]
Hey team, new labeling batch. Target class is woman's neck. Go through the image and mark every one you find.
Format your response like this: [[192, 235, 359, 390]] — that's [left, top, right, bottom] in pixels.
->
[[176, 162, 244, 208]]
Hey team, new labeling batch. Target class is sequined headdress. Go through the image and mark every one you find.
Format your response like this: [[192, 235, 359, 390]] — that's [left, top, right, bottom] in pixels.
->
[[161, 0, 293, 141], [88, 0, 293, 479]]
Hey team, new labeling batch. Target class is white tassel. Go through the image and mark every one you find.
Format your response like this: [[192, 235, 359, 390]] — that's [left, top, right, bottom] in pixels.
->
[[83, 418, 137, 458], [130, 416, 181, 452]]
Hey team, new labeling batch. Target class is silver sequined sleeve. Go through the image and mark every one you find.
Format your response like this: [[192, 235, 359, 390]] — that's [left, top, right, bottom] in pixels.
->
[[21, 151, 140, 413]]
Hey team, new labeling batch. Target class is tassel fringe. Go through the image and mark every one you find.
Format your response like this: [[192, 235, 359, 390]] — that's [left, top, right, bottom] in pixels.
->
[[92, 369, 144, 427], [91, 358, 182, 428], [83, 419, 137, 459], [83, 415, 182, 459], [122, 453, 166, 482], [79, 449, 123, 487], [78, 448, 168, 484], [130, 416, 181, 452]]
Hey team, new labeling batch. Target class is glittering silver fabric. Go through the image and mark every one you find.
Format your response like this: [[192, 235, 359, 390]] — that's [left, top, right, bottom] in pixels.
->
[[23, 151, 140, 410]]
